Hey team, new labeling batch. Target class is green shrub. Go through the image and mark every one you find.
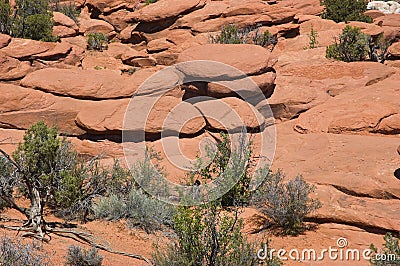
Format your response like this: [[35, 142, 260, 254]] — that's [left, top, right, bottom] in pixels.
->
[[0, 0, 12, 35], [23, 13, 58, 41], [252, 169, 321, 235], [326, 25, 370, 62], [305, 25, 319, 49], [188, 132, 252, 207], [327, 26, 393, 63], [211, 24, 243, 44], [211, 24, 278, 50], [321, 0, 372, 23], [65, 245, 103, 266], [11, 0, 57, 41], [370, 233, 400, 265], [152, 202, 277, 266], [55, 159, 131, 222], [253, 28, 278, 50], [0, 236, 49, 266], [87, 32, 108, 51]]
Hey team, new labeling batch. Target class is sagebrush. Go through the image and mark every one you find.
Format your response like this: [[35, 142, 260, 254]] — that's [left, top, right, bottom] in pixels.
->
[[152, 202, 277, 266], [0, 236, 49, 266], [87, 32, 108, 51], [211, 24, 278, 51], [65, 245, 103, 266], [252, 169, 321, 235]]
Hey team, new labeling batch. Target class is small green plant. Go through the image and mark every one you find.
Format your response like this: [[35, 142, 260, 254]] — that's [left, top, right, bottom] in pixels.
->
[[305, 25, 319, 49], [145, 0, 158, 5], [211, 24, 278, 50], [87, 32, 108, 51], [253, 28, 278, 51], [321, 0, 372, 23], [65, 245, 103, 266], [252, 169, 321, 235], [326, 25, 370, 62], [211, 24, 243, 44], [370, 233, 400, 265], [0, 236, 49, 266], [152, 201, 276, 266]]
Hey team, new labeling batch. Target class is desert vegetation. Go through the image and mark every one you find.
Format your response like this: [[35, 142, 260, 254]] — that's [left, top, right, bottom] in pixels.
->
[[370, 233, 400, 265], [0, 123, 323, 264], [0, 0, 399, 264], [65, 245, 103, 266], [87, 32, 109, 51], [0, 236, 49, 266], [320, 0, 372, 23], [211, 24, 278, 51], [0, 0, 57, 41], [326, 26, 393, 63]]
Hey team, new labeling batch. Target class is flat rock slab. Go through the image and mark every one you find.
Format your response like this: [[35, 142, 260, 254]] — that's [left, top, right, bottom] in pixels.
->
[[177, 44, 273, 77], [0, 38, 54, 59], [129, 0, 201, 23], [0, 52, 32, 81], [294, 74, 400, 135], [20, 67, 167, 99]]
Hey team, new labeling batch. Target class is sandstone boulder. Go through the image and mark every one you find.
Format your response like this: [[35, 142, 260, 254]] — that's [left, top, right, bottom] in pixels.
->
[[0, 52, 32, 81], [270, 49, 396, 121], [82, 52, 126, 70], [0, 38, 54, 59], [128, 0, 201, 23], [374, 14, 400, 27], [312, 185, 400, 232], [270, 120, 400, 199], [79, 19, 115, 35], [177, 44, 273, 77], [147, 38, 174, 53], [32, 41, 72, 60], [0, 84, 88, 135], [77, 90, 206, 135], [388, 42, 400, 58], [85, 0, 138, 14], [75, 99, 129, 133], [53, 26, 78, 38], [21, 68, 137, 99], [191, 10, 295, 33], [194, 97, 265, 131], [276, 0, 324, 16], [53, 11, 79, 30], [173, 1, 229, 29], [0, 33, 11, 49], [294, 74, 400, 135], [99, 9, 131, 32], [205, 71, 276, 98]]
